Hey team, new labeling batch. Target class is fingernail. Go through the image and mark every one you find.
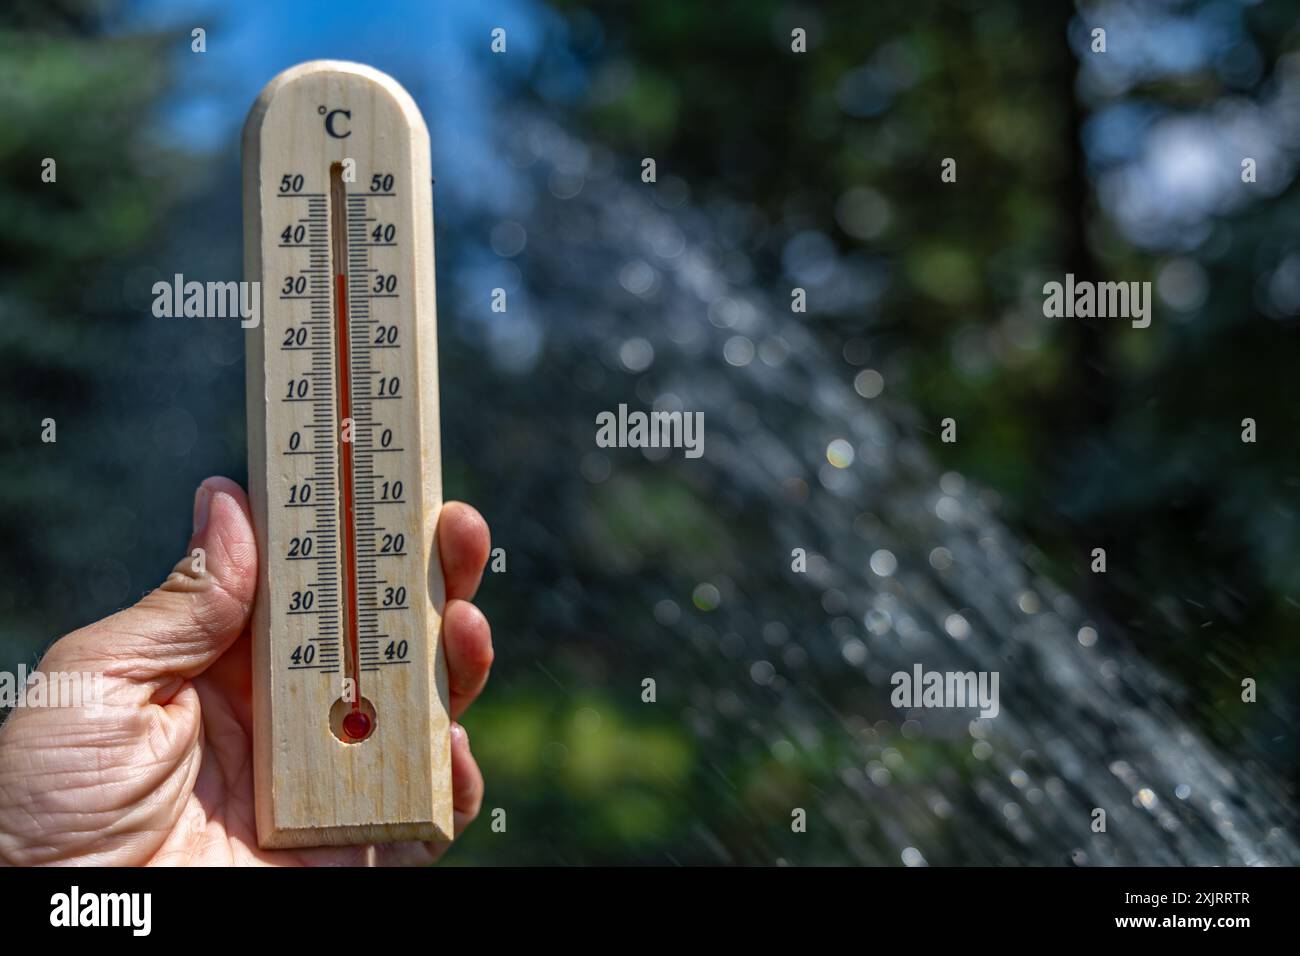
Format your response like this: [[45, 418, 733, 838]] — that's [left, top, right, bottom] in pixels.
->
[[193, 484, 212, 535], [451, 722, 468, 746]]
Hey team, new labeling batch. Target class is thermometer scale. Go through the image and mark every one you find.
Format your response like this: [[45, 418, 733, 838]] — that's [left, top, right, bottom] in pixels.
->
[[243, 61, 451, 848]]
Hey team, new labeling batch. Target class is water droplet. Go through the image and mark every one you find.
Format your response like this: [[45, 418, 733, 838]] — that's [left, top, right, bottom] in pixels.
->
[[853, 368, 885, 398], [901, 846, 927, 867], [870, 549, 898, 577], [693, 582, 721, 611], [826, 438, 855, 468]]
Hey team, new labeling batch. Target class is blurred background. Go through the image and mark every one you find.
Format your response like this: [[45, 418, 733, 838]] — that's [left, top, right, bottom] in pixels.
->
[[2, 0, 1299, 864]]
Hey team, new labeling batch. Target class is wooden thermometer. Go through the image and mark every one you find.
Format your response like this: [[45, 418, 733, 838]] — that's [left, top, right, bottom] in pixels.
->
[[242, 61, 451, 848]]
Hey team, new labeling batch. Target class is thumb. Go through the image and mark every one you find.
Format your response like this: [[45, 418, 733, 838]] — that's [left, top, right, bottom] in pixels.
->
[[48, 476, 258, 686]]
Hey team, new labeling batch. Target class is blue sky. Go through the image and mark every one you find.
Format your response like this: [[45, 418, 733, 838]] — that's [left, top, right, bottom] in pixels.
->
[[123, 0, 555, 200]]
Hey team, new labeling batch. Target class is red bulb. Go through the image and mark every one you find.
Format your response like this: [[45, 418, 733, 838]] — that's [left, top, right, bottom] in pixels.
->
[[342, 710, 372, 741]]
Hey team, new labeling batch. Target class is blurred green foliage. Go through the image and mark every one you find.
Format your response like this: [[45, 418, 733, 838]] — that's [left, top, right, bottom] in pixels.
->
[[0, 1, 187, 652], [554, 0, 1300, 775]]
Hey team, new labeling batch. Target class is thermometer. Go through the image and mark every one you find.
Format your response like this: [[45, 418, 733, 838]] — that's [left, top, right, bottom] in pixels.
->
[[242, 61, 451, 848]]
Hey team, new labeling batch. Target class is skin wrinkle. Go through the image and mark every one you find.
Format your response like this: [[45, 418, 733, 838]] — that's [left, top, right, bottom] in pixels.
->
[[150, 751, 218, 865], [191, 739, 230, 864], [34, 750, 194, 865], [196, 689, 252, 810], [146, 692, 201, 762], [9, 729, 191, 864]]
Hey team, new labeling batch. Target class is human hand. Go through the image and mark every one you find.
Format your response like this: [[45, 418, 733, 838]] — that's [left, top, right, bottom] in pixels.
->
[[0, 476, 493, 865]]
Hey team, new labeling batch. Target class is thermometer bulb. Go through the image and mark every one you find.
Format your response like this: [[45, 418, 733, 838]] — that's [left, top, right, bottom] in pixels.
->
[[342, 710, 372, 742]]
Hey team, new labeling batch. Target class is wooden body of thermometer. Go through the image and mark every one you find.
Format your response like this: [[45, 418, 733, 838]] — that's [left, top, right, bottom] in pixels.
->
[[242, 61, 451, 848]]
